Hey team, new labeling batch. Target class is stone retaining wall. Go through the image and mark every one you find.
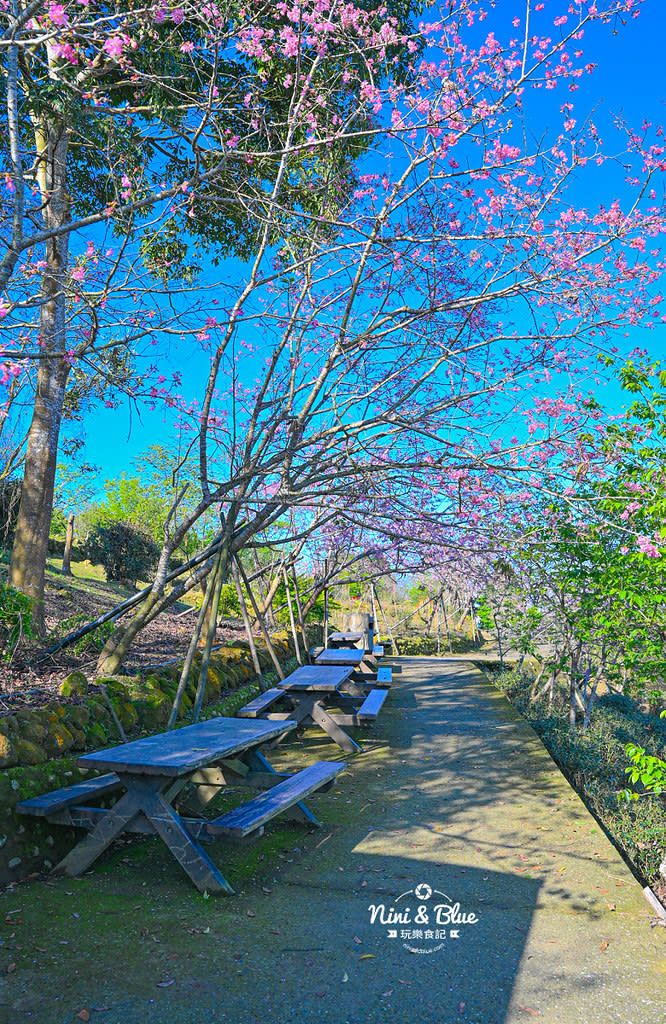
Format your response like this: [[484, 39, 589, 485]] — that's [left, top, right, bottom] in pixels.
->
[[0, 629, 306, 886]]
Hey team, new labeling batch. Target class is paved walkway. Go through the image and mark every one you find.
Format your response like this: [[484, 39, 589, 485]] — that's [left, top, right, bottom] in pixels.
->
[[1, 658, 665, 1023]]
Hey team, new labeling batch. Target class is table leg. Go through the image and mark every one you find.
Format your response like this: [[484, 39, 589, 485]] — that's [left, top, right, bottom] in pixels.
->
[[310, 701, 361, 753], [56, 776, 234, 895], [139, 788, 234, 895], [54, 788, 146, 877]]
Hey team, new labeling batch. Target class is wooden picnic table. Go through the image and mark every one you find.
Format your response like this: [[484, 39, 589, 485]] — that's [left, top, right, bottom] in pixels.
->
[[17, 717, 344, 895], [328, 631, 364, 648], [238, 664, 368, 753], [315, 647, 365, 668], [238, 664, 390, 752]]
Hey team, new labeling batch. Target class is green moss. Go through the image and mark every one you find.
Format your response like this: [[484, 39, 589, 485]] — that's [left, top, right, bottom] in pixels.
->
[[15, 738, 47, 765], [58, 670, 88, 697], [0, 733, 17, 768]]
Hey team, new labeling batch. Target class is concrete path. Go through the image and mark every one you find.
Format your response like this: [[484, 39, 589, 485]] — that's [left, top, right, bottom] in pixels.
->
[[1, 658, 665, 1024]]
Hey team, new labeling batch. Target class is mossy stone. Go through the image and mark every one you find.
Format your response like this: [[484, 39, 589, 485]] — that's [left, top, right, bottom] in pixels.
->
[[17, 719, 48, 743], [111, 701, 139, 732], [59, 671, 89, 698], [0, 733, 17, 768], [134, 693, 170, 731], [66, 706, 91, 730], [0, 716, 18, 737], [43, 723, 75, 757], [15, 738, 47, 765], [86, 721, 108, 746]]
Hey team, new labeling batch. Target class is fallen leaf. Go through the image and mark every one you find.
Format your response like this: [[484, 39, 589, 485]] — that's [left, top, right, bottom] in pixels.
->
[[600, 940, 609, 952], [342, 972, 348, 983], [76, 1012, 90, 1022], [518, 1005, 540, 1016], [262, 887, 272, 894], [353, 935, 362, 945], [359, 954, 376, 961], [398, 979, 412, 986], [157, 980, 175, 988], [6, 964, 16, 974], [382, 990, 393, 997], [246, 910, 256, 918], [607, 903, 616, 911], [458, 1003, 465, 1014]]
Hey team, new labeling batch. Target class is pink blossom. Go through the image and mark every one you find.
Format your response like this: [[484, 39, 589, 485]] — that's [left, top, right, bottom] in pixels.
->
[[172, 8, 184, 25], [104, 37, 126, 59], [71, 266, 85, 282], [636, 535, 660, 558], [47, 3, 68, 26]]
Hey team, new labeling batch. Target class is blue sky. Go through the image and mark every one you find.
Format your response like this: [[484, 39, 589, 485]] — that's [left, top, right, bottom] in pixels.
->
[[75, 0, 666, 494]]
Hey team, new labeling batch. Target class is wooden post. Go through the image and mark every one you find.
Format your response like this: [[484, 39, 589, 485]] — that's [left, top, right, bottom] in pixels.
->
[[235, 556, 285, 680], [231, 557, 266, 692], [436, 598, 441, 655], [61, 513, 75, 576], [370, 583, 379, 644], [282, 565, 302, 665], [374, 584, 400, 656], [323, 557, 329, 648], [442, 599, 453, 653]]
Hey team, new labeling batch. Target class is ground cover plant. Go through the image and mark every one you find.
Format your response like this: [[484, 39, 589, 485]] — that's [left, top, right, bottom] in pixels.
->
[[488, 665, 666, 891]]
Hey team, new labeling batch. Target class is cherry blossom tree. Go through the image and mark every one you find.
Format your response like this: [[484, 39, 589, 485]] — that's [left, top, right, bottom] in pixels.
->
[[2, 0, 666, 667]]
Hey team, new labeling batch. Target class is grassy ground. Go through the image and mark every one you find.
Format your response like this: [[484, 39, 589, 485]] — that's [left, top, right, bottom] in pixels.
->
[[483, 666, 666, 888]]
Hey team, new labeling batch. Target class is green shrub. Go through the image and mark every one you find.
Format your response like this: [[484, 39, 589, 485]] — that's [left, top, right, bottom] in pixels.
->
[[0, 583, 34, 660], [84, 521, 160, 584]]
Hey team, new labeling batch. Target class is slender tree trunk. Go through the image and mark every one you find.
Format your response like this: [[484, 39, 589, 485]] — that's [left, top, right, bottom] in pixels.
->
[[9, 115, 70, 633], [61, 513, 75, 576]]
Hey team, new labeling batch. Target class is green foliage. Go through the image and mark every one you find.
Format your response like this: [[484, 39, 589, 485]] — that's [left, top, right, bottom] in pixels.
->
[[84, 521, 160, 585], [0, 583, 34, 660], [82, 474, 168, 545], [48, 613, 115, 657], [620, 716, 666, 801], [218, 582, 241, 618]]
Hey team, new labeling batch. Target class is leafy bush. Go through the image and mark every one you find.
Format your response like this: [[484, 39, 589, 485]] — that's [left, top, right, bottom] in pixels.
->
[[84, 521, 160, 584], [0, 583, 34, 660]]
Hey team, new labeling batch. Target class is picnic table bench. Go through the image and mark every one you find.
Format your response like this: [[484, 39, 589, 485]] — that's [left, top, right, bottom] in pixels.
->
[[237, 665, 390, 749], [17, 717, 345, 895]]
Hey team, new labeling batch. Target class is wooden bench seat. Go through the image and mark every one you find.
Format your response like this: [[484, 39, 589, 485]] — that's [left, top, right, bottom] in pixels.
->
[[16, 773, 122, 817], [375, 666, 392, 685], [357, 688, 389, 722], [206, 761, 343, 838], [237, 688, 285, 718], [372, 645, 384, 658]]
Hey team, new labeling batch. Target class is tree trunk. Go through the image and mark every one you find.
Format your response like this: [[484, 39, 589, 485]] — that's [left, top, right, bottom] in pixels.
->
[[9, 116, 70, 633], [61, 513, 75, 576]]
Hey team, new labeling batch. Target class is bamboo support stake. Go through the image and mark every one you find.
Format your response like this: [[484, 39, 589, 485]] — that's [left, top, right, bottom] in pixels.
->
[[191, 545, 229, 724], [235, 556, 285, 680], [231, 556, 266, 692], [167, 548, 220, 729], [282, 566, 302, 665], [290, 565, 311, 664]]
